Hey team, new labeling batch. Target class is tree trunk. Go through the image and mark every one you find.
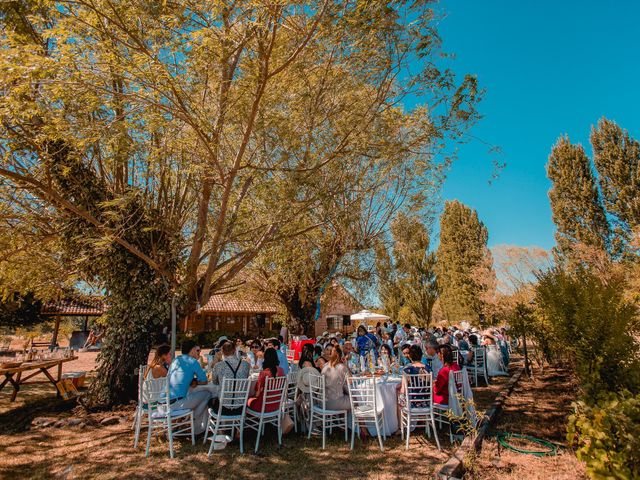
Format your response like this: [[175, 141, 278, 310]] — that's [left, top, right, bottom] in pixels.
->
[[281, 289, 317, 338], [86, 259, 171, 408]]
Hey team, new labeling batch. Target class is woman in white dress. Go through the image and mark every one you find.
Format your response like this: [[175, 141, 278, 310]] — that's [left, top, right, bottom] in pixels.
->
[[483, 334, 509, 377]]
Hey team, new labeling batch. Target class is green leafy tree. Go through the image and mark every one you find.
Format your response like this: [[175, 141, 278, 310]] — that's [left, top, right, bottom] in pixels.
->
[[436, 200, 490, 323], [591, 117, 640, 254], [389, 213, 438, 326], [0, 1, 480, 405], [547, 136, 611, 258], [374, 240, 404, 322]]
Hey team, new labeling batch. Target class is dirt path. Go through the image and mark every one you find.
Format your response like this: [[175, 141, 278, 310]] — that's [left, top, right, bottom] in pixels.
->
[[468, 365, 587, 480]]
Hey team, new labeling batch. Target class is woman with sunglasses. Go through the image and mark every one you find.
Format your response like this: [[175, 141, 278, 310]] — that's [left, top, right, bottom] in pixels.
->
[[247, 341, 264, 370]]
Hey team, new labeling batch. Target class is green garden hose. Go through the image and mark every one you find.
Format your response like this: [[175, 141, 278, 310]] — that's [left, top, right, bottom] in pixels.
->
[[496, 432, 558, 457]]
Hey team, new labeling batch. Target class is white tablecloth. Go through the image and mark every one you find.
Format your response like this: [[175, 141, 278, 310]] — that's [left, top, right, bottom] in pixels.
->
[[360, 375, 401, 436], [249, 372, 260, 397]]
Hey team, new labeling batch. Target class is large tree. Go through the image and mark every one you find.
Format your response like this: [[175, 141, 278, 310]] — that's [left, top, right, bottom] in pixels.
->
[[590, 118, 640, 255], [435, 200, 490, 323], [388, 212, 438, 326], [0, 1, 481, 405], [243, 1, 480, 334], [547, 136, 611, 258]]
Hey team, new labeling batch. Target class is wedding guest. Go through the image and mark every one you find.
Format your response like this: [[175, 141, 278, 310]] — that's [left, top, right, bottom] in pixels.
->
[[424, 340, 442, 377], [321, 346, 351, 411], [167, 340, 212, 434], [247, 348, 285, 413], [433, 344, 461, 406], [212, 341, 250, 385], [266, 338, 289, 374], [299, 343, 317, 370], [145, 344, 171, 379], [247, 341, 264, 370]]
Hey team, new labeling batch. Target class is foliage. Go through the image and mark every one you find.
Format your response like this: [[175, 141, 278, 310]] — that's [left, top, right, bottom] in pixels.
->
[[0, 1, 480, 405], [374, 240, 405, 323], [374, 212, 438, 326], [547, 136, 611, 258], [436, 200, 492, 323], [0, 292, 44, 328], [591, 118, 640, 255], [534, 266, 640, 395], [568, 391, 640, 480]]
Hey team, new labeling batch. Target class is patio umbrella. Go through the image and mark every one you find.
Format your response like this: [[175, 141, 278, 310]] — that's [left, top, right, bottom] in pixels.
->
[[350, 310, 390, 324]]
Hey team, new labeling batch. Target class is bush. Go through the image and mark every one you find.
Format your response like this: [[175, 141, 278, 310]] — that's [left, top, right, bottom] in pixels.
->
[[534, 266, 640, 395], [568, 391, 640, 480]]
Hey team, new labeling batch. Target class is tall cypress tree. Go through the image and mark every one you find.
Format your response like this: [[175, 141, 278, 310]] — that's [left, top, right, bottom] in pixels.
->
[[590, 117, 640, 254], [436, 200, 489, 323], [547, 136, 610, 257]]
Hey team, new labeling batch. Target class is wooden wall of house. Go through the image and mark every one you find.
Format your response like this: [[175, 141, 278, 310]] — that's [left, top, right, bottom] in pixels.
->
[[181, 313, 273, 336]]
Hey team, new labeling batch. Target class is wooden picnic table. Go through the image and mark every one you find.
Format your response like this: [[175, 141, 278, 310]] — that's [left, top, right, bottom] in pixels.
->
[[0, 356, 78, 402]]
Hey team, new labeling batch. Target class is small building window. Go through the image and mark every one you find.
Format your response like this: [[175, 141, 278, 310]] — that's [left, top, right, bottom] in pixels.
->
[[326, 316, 342, 331]]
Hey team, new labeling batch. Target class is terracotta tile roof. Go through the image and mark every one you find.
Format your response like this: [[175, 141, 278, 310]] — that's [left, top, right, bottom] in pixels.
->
[[199, 294, 279, 314], [41, 298, 105, 316]]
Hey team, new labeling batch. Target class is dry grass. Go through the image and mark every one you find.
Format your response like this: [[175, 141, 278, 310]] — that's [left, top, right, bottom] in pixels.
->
[[0, 353, 583, 480], [468, 365, 587, 480]]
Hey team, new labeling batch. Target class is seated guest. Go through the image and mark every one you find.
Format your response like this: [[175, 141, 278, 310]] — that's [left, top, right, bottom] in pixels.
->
[[145, 344, 171, 379], [247, 341, 264, 370], [168, 340, 212, 434], [382, 331, 393, 351], [323, 344, 335, 360], [424, 341, 442, 377], [321, 346, 351, 411], [315, 355, 328, 371], [399, 343, 412, 367], [209, 341, 250, 415], [235, 337, 246, 357], [433, 344, 461, 406], [398, 345, 429, 410], [299, 343, 317, 370], [266, 338, 289, 374], [212, 341, 250, 385], [403, 344, 427, 375], [378, 343, 394, 370], [247, 348, 285, 413], [342, 341, 358, 372], [466, 334, 479, 364], [455, 331, 469, 352]]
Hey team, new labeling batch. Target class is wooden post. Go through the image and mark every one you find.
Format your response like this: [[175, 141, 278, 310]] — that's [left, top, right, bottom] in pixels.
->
[[522, 332, 531, 377], [51, 315, 61, 348], [170, 294, 177, 358]]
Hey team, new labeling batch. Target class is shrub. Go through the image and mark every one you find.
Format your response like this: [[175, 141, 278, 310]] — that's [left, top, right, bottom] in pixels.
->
[[534, 266, 640, 395], [568, 391, 640, 480]]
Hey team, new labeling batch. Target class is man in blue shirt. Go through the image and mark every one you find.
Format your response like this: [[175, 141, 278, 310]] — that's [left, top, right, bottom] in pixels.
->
[[167, 340, 211, 434], [266, 338, 289, 374]]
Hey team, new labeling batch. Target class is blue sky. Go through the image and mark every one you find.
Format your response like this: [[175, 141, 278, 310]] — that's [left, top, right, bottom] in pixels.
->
[[433, 0, 640, 250]]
